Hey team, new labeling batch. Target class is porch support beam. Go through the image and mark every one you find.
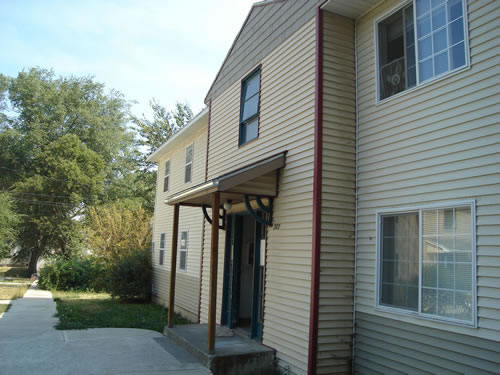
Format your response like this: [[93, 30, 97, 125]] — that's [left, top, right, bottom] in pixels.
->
[[167, 204, 180, 328], [208, 192, 220, 353]]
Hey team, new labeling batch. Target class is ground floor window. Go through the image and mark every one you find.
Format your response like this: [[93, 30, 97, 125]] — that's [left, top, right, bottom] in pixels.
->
[[179, 231, 188, 271], [377, 201, 475, 325]]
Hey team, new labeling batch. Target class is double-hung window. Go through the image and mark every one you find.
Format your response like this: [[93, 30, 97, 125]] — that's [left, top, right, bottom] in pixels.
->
[[377, 202, 476, 325], [179, 231, 188, 271], [377, 0, 468, 100], [163, 160, 170, 192], [185, 144, 193, 183], [159, 233, 165, 266], [239, 68, 261, 146]]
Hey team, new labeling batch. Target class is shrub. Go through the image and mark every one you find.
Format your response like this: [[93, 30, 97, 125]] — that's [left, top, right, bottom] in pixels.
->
[[107, 248, 152, 301], [38, 257, 106, 292]]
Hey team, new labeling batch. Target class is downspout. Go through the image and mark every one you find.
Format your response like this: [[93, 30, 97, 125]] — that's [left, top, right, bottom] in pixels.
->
[[198, 99, 212, 323], [308, 2, 326, 374], [351, 18, 360, 375]]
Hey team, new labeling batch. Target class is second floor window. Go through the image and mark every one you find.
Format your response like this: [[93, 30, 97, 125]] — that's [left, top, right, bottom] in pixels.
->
[[239, 68, 261, 146], [377, 0, 467, 100], [185, 144, 193, 183], [163, 160, 170, 192]]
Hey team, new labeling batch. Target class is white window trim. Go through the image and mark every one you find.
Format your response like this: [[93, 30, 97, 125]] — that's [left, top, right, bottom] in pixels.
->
[[184, 144, 193, 184], [373, 0, 471, 105], [159, 233, 166, 266], [178, 230, 188, 272], [164, 160, 170, 192], [375, 200, 477, 328]]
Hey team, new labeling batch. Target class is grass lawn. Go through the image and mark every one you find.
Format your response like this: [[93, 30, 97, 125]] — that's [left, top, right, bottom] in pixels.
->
[[0, 285, 29, 300], [0, 266, 32, 283], [0, 304, 11, 314], [53, 291, 191, 332]]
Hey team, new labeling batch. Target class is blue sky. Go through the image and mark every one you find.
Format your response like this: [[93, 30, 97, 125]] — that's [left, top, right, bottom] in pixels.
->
[[0, 0, 256, 118]]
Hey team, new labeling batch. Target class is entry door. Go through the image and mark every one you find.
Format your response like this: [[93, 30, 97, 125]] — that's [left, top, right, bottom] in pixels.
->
[[221, 215, 242, 328], [222, 213, 266, 341]]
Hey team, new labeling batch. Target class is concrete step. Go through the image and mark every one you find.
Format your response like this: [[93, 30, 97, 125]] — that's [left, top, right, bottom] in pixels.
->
[[165, 324, 275, 375]]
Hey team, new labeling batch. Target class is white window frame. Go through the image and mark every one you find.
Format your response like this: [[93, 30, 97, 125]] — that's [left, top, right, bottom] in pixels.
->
[[375, 200, 477, 327], [374, 0, 470, 104], [159, 233, 166, 266], [178, 230, 188, 271], [163, 160, 170, 192], [184, 144, 193, 184]]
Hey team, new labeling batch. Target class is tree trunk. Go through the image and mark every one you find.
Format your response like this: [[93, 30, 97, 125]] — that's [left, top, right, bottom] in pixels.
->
[[28, 246, 41, 275]]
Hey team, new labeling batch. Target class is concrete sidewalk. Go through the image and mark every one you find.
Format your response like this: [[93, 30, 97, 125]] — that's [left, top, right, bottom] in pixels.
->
[[0, 284, 211, 375]]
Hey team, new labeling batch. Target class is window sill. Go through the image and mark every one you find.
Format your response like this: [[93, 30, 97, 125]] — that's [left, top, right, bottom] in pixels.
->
[[375, 64, 471, 106], [375, 304, 477, 329]]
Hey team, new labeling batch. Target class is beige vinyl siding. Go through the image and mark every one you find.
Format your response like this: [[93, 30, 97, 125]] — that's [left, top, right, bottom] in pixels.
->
[[202, 17, 317, 375], [318, 12, 356, 374], [354, 0, 500, 372], [206, 0, 321, 101], [152, 127, 207, 320], [355, 312, 500, 375]]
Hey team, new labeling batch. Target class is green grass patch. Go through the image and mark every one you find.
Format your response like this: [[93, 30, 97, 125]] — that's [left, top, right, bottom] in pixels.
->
[[0, 285, 29, 300], [0, 304, 11, 314], [0, 266, 32, 283], [53, 291, 191, 332]]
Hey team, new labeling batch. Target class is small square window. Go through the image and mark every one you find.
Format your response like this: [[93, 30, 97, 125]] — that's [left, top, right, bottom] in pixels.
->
[[185, 145, 193, 183], [179, 231, 188, 271], [163, 160, 170, 192], [239, 68, 261, 146], [377, 0, 467, 100], [159, 233, 166, 249]]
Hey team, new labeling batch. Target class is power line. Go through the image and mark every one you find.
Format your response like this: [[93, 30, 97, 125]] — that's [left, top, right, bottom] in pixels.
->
[[0, 166, 96, 188]]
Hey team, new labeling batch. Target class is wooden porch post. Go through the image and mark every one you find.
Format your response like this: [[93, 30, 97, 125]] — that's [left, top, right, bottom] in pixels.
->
[[168, 204, 180, 328], [208, 192, 220, 353]]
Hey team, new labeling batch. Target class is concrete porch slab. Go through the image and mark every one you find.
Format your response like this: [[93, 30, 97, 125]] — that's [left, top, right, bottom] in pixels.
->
[[164, 324, 275, 375]]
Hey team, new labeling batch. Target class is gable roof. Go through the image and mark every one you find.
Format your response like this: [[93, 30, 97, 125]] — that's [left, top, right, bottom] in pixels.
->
[[204, 0, 321, 104]]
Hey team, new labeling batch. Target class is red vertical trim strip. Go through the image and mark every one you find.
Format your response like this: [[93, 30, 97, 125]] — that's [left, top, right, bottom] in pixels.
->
[[308, 3, 325, 375], [198, 100, 212, 323]]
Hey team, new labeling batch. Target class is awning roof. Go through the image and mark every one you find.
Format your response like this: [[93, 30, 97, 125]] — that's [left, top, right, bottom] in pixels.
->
[[321, 0, 380, 19], [165, 152, 286, 206]]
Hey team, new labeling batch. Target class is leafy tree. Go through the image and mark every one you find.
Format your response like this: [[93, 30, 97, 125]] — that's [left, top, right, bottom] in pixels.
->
[[0, 192, 20, 259], [131, 99, 193, 159], [86, 201, 152, 261], [13, 134, 105, 273], [0, 68, 130, 273]]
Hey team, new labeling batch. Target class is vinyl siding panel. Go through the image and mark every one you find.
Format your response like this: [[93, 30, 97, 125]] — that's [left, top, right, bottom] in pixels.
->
[[354, 0, 500, 372], [318, 12, 356, 374], [203, 17, 317, 375], [151, 127, 207, 320], [206, 0, 322, 101], [355, 312, 500, 375]]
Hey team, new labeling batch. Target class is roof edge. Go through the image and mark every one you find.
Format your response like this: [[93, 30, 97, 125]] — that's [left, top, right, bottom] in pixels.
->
[[203, 0, 287, 104], [147, 107, 209, 163]]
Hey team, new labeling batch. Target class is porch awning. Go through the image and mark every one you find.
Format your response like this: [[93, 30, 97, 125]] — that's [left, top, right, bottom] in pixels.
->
[[165, 151, 286, 207]]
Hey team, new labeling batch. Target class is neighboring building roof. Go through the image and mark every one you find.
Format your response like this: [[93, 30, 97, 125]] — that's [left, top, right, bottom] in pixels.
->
[[204, 0, 321, 104], [147, 107, 209, 163]]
